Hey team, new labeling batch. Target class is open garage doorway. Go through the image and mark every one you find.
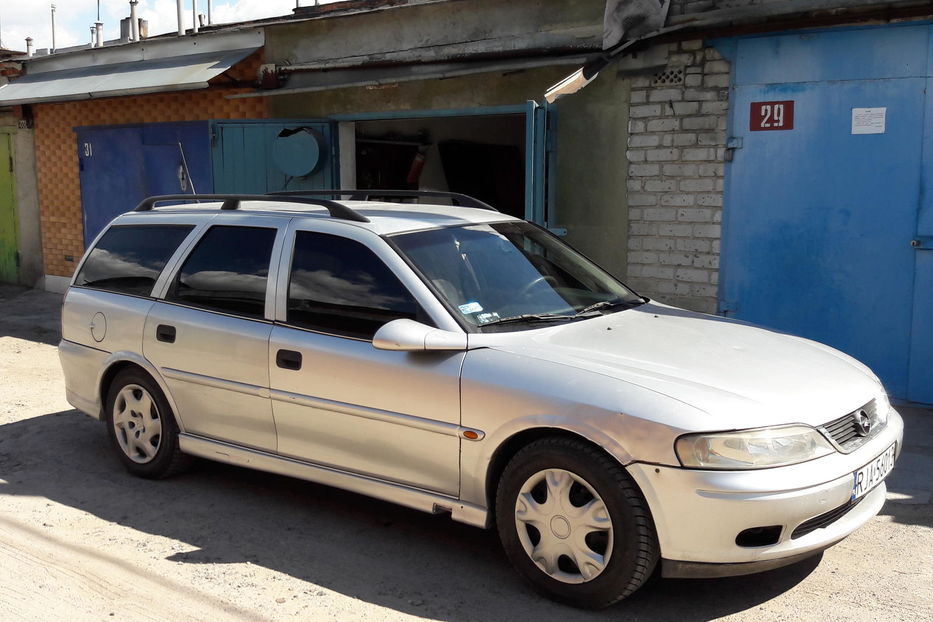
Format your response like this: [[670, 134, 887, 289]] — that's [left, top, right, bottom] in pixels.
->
[[341, 110, 531, 220]]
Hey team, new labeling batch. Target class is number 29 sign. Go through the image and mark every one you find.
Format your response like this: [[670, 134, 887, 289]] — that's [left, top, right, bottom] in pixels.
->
[[750, 100, 794, 131]]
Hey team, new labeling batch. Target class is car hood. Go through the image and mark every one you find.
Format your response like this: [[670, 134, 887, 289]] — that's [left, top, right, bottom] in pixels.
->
[[472, 302, 881, 428]]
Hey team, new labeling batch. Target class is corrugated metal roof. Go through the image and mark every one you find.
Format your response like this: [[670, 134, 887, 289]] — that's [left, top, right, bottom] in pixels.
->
[[0, 47, 257, 106]]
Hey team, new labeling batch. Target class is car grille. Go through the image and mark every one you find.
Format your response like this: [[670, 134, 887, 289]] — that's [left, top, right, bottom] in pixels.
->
[[819, 399, 878, 452], [791, 497, 864, 539]]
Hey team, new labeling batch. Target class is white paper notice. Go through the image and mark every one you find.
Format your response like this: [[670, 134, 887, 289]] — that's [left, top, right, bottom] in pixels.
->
[[852, 107, 886, 134]]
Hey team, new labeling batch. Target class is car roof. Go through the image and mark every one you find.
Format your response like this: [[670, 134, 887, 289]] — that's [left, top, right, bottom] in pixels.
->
[[133, 199, 521, 235]]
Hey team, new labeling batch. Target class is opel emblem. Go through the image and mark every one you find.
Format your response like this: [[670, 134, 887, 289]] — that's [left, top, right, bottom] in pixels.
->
[[854, 410, 872, 437]]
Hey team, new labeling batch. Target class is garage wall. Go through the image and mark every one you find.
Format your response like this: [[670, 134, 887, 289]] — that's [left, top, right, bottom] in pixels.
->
[[624, 40, 730, 314], [552, 70, 630, 279], [33, 54, 266, 279], [267, 66, 571, 118]]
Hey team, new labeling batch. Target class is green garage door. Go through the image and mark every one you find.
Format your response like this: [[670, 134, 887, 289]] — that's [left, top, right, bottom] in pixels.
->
[[0, 133, 17, 283]]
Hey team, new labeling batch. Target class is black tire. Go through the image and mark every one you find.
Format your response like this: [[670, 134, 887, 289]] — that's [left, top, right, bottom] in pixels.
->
[[104, 368, 191, 479], [495, 437, 659, 609]]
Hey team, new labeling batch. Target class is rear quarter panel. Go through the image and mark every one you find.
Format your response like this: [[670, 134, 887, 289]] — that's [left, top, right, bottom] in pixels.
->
[[60, 288, 156, 418]]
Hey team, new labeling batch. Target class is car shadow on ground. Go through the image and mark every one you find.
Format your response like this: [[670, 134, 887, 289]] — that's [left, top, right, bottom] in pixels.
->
[[0, 285, 62, 346], [0, 410, 832, 621]]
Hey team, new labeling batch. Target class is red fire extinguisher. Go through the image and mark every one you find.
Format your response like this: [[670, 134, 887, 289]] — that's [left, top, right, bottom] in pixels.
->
[[406, 145, 429, 185]]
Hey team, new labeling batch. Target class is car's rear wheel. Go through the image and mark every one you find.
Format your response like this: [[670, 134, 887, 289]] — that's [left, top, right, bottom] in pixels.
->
[[105, 369, 191, 478], [495, 437, 658, 609]]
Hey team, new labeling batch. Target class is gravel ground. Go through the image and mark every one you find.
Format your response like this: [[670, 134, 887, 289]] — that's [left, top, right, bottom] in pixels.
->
[[0, 284, 930, 622]]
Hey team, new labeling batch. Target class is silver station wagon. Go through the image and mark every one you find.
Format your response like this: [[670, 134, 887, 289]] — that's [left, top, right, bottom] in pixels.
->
[[59, 191, 903, 608]]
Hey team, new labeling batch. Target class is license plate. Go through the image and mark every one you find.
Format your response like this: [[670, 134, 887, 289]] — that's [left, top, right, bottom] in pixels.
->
[[852, 443, 896, 500]]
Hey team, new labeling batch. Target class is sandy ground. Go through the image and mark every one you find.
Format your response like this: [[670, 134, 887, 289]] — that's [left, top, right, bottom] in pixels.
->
[[0, 284, 930, 622]]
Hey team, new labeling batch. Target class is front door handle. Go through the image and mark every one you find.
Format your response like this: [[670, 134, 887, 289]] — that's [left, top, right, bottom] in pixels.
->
[[276, 349, 303, 371], [156, 324, 176, 343]]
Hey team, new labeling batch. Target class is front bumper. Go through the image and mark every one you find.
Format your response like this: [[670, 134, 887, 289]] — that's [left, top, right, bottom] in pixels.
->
[[626, 408, 904, 575]]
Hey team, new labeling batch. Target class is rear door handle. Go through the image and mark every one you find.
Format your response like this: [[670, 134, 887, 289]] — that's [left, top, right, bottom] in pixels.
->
[[156, 324, 176, 343], [276, 349, 302, 371]]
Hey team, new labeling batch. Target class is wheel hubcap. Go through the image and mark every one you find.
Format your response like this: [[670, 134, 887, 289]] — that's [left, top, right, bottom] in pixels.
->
[[514, 468, 613, 584], [112, 384, 162, 464]]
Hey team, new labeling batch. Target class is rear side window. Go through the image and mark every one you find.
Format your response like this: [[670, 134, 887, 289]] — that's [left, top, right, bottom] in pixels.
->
[[168, 225, 277, 319], [75, 225, 193, 297], [287, 232, 419, 339]]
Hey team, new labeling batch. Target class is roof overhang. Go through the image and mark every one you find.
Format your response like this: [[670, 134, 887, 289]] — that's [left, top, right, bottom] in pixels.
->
[[0, 29, 262, 106]]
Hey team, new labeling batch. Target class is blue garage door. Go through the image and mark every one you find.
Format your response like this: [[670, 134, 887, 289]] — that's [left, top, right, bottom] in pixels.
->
[[211, 121, 337, 194], [720, 24, 933, 403], [76, 121, 212, 246]]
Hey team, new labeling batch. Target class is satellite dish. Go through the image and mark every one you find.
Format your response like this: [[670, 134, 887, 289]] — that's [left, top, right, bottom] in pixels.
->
[[273, 127, 324, 177]]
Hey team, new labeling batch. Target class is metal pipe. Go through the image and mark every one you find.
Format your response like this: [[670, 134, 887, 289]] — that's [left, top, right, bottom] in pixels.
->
[[51, 5, 57, 53], [25, 37, 34, 57], [226, 54, 589, 100], [176, 0, 184, 35], [95, 20, 103, 47], [89, 25, 96, 47], [129, 0, 139, 42], [207, 0, 212, 25], [178, 143, 197, 194], [192, 0, 199, 33]]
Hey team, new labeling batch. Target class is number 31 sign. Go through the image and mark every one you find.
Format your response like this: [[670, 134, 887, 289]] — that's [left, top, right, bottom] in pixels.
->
[[750, 101, 794, 131]]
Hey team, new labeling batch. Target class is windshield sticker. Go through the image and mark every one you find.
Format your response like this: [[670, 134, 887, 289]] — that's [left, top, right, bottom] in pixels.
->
[[476, 312, 500, 324], [458, 301, 483, 314]]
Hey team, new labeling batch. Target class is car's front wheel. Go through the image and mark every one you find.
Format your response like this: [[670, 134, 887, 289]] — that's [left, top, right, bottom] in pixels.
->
[[495, 437, 659, 609], [105, 369, 191, 478]]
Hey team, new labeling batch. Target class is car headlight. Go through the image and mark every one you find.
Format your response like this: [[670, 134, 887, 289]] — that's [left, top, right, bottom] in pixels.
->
[[675, 425, 835, 470], [873, 390, 891, 426]]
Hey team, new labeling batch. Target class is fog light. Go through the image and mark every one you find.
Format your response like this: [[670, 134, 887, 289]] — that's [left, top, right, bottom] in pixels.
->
[[735, 525, 782, 547]]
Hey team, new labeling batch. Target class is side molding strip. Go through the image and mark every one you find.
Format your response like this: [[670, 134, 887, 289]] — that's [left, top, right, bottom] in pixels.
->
[[162, 371, 485, 441], [271, 388, 485, 441], [162, 367, 270, 398]]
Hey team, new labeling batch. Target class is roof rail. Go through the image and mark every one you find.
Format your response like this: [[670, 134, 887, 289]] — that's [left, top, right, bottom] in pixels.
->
[[133, 194, 370, 223], [268, 189, 499, 212]]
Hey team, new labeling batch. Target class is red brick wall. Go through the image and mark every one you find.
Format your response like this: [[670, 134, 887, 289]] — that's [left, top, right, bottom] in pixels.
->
[[34, 53, 267, 277]]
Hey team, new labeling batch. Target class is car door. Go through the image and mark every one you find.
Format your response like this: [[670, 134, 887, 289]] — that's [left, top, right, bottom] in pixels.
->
[[144, 216, 286, 451], [268, 221, 464, 495]]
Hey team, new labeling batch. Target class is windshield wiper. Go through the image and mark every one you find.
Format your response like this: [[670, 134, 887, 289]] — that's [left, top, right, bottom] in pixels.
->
[[479, 312, 578, 328], [577, 298, 644, 315], [481, 299, 647, 329]]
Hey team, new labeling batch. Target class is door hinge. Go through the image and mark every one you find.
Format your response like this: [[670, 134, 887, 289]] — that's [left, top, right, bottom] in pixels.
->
[[724, 137, 743, 162], [7, 155, 12, 172], [15, 252, 21, 267]]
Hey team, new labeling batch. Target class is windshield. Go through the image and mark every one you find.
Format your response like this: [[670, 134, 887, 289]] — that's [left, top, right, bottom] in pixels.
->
[[391, 222, 644, 331]]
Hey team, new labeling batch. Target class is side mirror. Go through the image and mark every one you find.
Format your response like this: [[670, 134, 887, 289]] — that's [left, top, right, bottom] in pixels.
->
[[372, 319, 468, 352]]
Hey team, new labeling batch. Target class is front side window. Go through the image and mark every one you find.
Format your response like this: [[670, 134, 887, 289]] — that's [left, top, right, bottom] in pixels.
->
[[391, 222, 644, 331], [287, 232, 419, 339], [75, 225, 193, 297], [168, 225, 277, 319]]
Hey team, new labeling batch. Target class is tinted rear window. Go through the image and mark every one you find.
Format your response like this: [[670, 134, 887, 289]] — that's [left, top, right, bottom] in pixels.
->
[[75, 225, 194, 297], [168, 225, 277, 319]]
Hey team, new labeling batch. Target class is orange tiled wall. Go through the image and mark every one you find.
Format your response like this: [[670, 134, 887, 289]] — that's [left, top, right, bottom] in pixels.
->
[[34, 63, 267, 277]]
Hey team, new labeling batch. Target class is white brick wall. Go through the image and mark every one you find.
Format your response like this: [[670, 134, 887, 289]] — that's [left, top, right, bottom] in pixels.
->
[[625, 40, 729, 314]]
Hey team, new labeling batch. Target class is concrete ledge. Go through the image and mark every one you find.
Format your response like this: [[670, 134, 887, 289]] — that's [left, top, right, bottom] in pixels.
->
[[41, 275, 71, 294]]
